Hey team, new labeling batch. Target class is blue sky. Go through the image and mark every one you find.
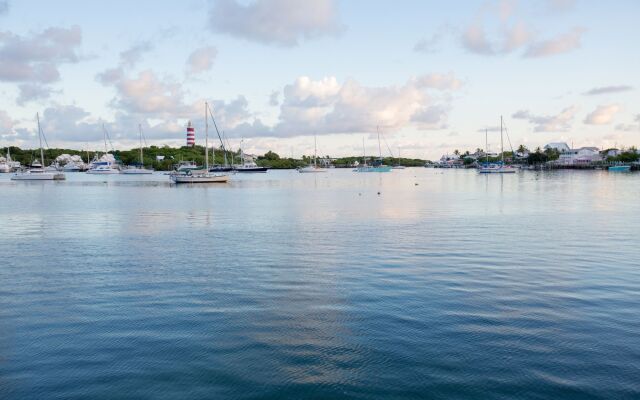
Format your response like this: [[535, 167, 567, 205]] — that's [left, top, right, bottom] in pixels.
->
[[0, 0, 638, 158]]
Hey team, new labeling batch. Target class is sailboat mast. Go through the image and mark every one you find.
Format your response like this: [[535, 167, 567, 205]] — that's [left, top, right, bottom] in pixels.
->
[[485, 128, 489, 164], [205, 102, 209, 170], [138, 124, 143, 165], [377, 126, 382, 159], [500, 116, 504, 164], [314, 132, 317, 167], [103, 124, 108, 155], [36, 113, 44, 167], [363, 137, 366, 166]]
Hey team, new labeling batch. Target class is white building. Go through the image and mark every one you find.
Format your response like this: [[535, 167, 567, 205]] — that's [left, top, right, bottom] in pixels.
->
[[558, 147, 602, 165]]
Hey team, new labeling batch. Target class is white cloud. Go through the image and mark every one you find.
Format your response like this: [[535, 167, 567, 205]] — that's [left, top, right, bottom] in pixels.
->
[[415, 73, 462, 90], [0, 0, 8, 15], [98, 69, 188, 116], [584, 104, 620, 125], [524, 27, 585, 57], [186, 46, 217, 74], [231, 73, 460, 138], [512, 106, 578, 132], [208, 0, 344, 47]]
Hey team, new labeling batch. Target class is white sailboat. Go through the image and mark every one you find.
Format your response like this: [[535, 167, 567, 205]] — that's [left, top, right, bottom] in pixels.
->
[[122, 124, 153, 174], [12, 114, 65, 181], [87, 125, 120, 174], [478, 116, 517, 174], [171, 102, 229, 183], [298, 133, 327, 173], [392, 148, 406, 169]]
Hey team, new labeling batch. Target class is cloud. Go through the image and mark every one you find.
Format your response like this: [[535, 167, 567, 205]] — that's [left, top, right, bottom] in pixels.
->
[[120, 41, 154, 67], [583, 85, 633, 96], [584, 104, 620, 125], [414, 72, 462, 90], [269, 90, 280, 106], [16, 83, 56, 105], [414, 28, 447, 53], [546, 0, 575, 13], [208, 0, 344, 47], [230, 73, 459, 138], [186, 46, 217, 74], [98, 69, 188, 116], [512, 106, 578, 132], [0, 26, 82, 84], [462, 24, 495, 55], [524, 27, 585, 57], [0, 1, 8, 15], [0, 109, 14, 136]]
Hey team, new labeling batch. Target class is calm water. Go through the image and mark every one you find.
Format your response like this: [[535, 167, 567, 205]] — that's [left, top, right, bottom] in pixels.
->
[[1, 169, 639, 399]]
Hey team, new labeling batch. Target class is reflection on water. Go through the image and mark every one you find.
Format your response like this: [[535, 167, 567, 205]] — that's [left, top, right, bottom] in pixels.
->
[[1, 169, 639, 399]]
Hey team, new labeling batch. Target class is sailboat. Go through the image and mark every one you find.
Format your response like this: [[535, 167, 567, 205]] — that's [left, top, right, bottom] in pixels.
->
[[392, 148, 406, 169], [355, 127, 392, 172], [87, 125, 120, 174], [122, 124, 153, 174], [298, 133, 327, 173], [478, 116, 517, 174], [171, 102, 229, 183], [12, 114, 65, 181]]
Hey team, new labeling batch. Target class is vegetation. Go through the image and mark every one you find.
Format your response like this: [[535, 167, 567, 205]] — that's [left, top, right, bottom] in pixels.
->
[[606, 147, 639, 163], [1, 146, 428, 170]]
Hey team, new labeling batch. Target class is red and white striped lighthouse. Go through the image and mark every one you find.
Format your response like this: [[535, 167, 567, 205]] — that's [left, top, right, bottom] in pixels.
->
[[186, 120, 195, 147]]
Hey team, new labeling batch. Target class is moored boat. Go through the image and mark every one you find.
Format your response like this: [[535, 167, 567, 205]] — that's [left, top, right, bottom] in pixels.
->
[[608, 165, 631, 172], [171, 102, 229, 184], [12, 113, 66, 181]]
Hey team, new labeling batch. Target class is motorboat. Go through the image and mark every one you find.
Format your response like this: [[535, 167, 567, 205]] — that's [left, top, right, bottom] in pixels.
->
[[608, 165, 631, 172], [87, 161, 120, 174]]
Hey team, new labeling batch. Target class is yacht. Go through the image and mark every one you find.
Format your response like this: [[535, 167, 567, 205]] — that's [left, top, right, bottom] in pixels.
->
[[298, 133, 327, 173], [87, 160, 120, 174], [171, 102, 229, 183], [62, 162, 82, 172], [233, 140, 267, 172], [87, 126, 120, 174], [354, 129, 392, 173], [478, 118, 517, 174], [176, 160, 199, 172], [392, 148, 406, 169], [12, 114, 65, 181], [122, 124, 153, 174]]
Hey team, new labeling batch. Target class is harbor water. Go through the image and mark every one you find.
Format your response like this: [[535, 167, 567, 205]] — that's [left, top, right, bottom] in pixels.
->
[[1, 169, 639, 399]]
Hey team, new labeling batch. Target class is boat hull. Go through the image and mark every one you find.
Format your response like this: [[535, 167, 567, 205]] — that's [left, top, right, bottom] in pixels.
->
[[171, 174, 229, 183], [298, 167, 327, 173], [209, 167, 234, 172], [354, 166, 392, 173], [234, 167, 268, 173], [11, 172, 65, 180], [608, 166, 631, 172], [121, 168, 154, 174], [86, 169, 120, 174]]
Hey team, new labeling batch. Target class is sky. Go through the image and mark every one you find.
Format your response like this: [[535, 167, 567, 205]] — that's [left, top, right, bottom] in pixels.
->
[[0, 0, 639, 159]]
